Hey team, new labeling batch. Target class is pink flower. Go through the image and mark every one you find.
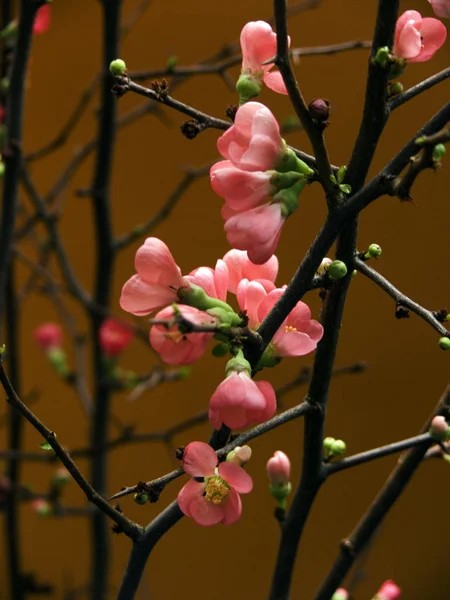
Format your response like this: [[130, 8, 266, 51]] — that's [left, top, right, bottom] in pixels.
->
[[224, 202, 285, 265], [210, 160, 274, 212], [394, 10, 447, 62], [217, 102, 284, 172], [428, 0, 450, 19], [209, 371, 276, 430], [34, 323, 62, 350], [120, 238, 188, 316], [222, 249, 278, 293], [237, 281, 323, 357], [178, 441, 253, 526], [266, 450, 291, 484], [33, 5, 51, 34], [186, 259, 229, 302], [240, 21, 288, 95], [374, 580, 402, 600], [150, 304, 216, 365], [99, 318, 133, 357]]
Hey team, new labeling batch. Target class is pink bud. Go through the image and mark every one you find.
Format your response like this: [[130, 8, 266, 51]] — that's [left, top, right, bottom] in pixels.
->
[[266, 450, 291, 484], [394, 10, 447, 62], [34, 323, 62, 350], [99, 318, 133, 357], [375, 580, 402, 600], [428, 0, 450, 19], [222, 249, 278, 294], [332, 589, 349, 600], [429, 415, 449, 440], [33, 5, 51, 35]]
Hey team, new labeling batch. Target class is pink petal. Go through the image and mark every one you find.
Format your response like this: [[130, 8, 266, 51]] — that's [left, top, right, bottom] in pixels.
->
[[240, 133, 282, 172], [210, 161, 273, 211], [395, 20, 422, 58], [223, 249, 278, 294], [263, 71, 288, 94], [413, 18, 447, 62], [149, 325, 209, 365], [236, 279, 267, 326], [135, 238, 184, 288], [182, 441, 217, 477], [186, 267, 217, 298], [240, 21, 278, 72], [213, 259, 229, 302], [120, 275, 177, 316], [177, 479, 204, 517], [428, 0, 450, 19], [396, 10, 422, 33], [33, 5, 51, 34], [221, 487, 243, 525], [275, 330, 319, 357], [251, 380, 277, 422], [188, 495, 224, 526], [218, 462, 253, 493]]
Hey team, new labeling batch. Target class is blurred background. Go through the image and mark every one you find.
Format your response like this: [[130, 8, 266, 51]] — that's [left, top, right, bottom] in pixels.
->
[[1, 0, 450, 598]]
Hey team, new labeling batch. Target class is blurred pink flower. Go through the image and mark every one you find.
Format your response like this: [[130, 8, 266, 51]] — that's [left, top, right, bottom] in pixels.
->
[[120, 238, 188, 316], [374, 580, 402, 600], [149, 304, 216, 365], [240, 21, 288, 94], [34, 322, 62, 350], [428, 0, 450, 19], [266, 450, 291, 484], [33, 5, 51, 34], [394, 10, 446, 62], [217, 102, 284, 172], [178, 441, 253, 526], [237, 281, 323, 356], [209, 371, 276, 430], [224, 202, 285, 265], [210, 160, 274, 212], [222, 249, 278, 293], [332, 589, 349, 600], [99, 319, 133, 357]]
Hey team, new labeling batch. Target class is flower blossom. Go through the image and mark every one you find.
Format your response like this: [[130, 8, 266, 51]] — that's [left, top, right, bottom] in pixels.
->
[[99, 318, 133, 357], [266, 451, 291, 484], [394, 10, 446, 62], [237, 280, 323, 357], [374, 580, 402, 600], [209, 370, 276, 430], [222, 249, 278, 293], [217, 102, 284, 172], [428, 0, 450, 19], [239, 21, 288, 95], [185, 259, 229, 302], [34, 323, 62, 350], [120, 238, 188, 316], [150, 304, 217, 365], [178, 441, 253, 526], [33, 5, 51, 34]]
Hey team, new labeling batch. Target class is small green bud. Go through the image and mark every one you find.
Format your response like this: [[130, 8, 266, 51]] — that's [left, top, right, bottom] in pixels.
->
[[328, 260, 347, 281], [323, 437, 335, 452], [443, 454, 450, 464], [331, 439, 346, 456], [133, 493, 149, 505], [337, 165, 347, 184], [433, 144, 446, 161], [109, 59, 127, 77], [179, 283, 236, 315], [166, 55, 178, 71], [439, 337, 450, 350], [374, 46, 390, 69], [47, 347, 69, 377], [236, 73, 263, 104], [331, 590, 349, 600], [276, 146, 315, 177], [0, 161, 4, 178], [366, 243, 382, 259], [352, 269, 357, 279], [389, 81, 403, 97]]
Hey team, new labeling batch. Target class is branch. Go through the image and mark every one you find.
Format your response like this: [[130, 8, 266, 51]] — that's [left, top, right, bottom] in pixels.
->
[[354, 257, 448, 337], [389, 67, 450, 111]]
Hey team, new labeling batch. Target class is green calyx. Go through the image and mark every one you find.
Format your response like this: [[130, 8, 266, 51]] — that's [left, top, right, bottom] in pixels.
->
[[178, 283, 236, 316], [206, 306, 243, 327], [225, 349, 251, 377], [255, 343, 281, 370], [276, 146, 315, 177], [236, 72, 263, 104], [273, 179, 307, 218], [269, 481, 292, 509]]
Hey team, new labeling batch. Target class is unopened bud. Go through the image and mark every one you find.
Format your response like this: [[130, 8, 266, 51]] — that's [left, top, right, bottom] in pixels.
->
[[110, 59, 127, 77], [439, 337, 450, 350], [317, 257, 332, 275], [52, 468, 70, 486], [433, 144, 446, 161], [32, 499, 52, 517], [308, 98, 330, 123], [389, 82, 403, 97], [331, 439, 346, 456], [366, 243, 382, 259], [226, 445, 252, 466], [373, 579, 401, 600], [328, 260, 347, 281], [429, 415, 449, 441], [267, 451, 291, 484], [332, 589, 349, 600], [133, 493, 149, 505]]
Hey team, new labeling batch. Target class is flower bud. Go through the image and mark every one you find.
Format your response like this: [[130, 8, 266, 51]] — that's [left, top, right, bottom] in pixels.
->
[[34, 322, 62, 350], [236, 73, 263, 104], [99, 318, 133, 357], [110, 58, 127, 76], [32, 499, 52, 517], [373, 579, 401, 600], [331, 439, 346, 456], [323, 437, 335, 452], [331, 589, 349, 600], [267, 451, 290, 484], [389, 82, 403, 97], [366, 243, 382, 259], [429, 415, 449, 441], [374, 46, 390, 69], [317, 258, 332, 275], [133, 493, 149, 505], [226, 445, 252, 466], [433, 143, 446, 161], [0, 161, 4, 178], [52, 467, 70, 487], [308, 98, 330, 123], [328, 260, 347, 281], [439, 337, 450, 350]]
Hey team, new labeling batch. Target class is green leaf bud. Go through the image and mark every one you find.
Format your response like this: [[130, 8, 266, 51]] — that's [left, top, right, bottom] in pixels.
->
[[109, 59, 127, 77], [328, 260, 348, 281]]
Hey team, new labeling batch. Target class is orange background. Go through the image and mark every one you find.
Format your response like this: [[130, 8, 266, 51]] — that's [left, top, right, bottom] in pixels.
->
[[1, 0, 450, 598]]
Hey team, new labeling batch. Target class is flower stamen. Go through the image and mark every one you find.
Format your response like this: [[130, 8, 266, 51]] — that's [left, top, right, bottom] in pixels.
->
[[204, 476, 230, 505]]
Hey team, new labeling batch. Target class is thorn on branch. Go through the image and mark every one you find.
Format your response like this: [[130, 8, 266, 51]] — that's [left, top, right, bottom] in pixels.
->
[[395, 302, 410, 319]]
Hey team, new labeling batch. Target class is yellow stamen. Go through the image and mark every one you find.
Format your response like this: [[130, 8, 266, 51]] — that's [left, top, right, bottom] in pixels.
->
[[204, 476, 230, 505], [284, 325, 297, 333]]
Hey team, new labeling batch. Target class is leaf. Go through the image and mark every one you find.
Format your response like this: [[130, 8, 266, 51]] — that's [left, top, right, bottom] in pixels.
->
[[40, 441, 53, 451], [337, 165, 347, 184], [339, 183, 352, 195]]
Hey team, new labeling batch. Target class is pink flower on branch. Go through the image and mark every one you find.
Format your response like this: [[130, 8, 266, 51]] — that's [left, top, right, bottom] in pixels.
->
[[33, 5, 51, 35], [150, 305, 217, 365], [99, 319, 133, 357], [34, 323, 62, 350], [373, 580, 402, 600], [237, 21, 288, 100], [186, 259, 229, 302], [394, 10, 446, 62], [178, 441, 253, 526], [266, 451, 291, 484], [222, 249, 278, 294], [209, 371, 276, 430], [217, 102, 284, 172], [428, 0, 450, 19]]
